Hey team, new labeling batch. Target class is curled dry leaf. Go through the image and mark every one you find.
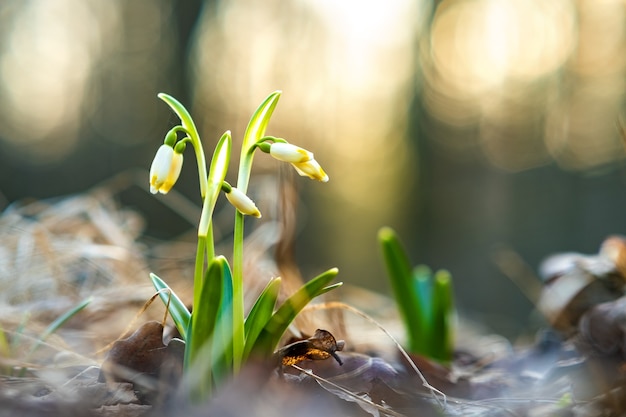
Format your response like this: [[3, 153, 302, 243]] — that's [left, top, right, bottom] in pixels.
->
[[537, 236, 626, 334], [99, 321, 167, 384], [276, 329, 345, 368], [568, 296, 626, 407], [98, 321, 184, 403], [577, 296, 626, 358]]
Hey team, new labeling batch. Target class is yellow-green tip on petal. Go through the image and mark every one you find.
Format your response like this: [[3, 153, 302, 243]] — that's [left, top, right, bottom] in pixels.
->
[[291, 159, 329, 182], [225, 187, 262, 218], [269, 142, 314, 163], [149, 144, 183, 194]]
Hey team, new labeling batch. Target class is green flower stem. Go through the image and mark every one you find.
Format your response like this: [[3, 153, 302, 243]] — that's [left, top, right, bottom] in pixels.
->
[[205, 222, 215, 263], [232, 148, 255, 372], [232, 212, 245, 372], [158, 93, 208, 198], [194, 236, 206, 309], [195, 132, 231, 312], [232, 91, 281, 372], [156, 93, 237, 379], [158, 94, 231, 323], [199, 132, 232, 238]]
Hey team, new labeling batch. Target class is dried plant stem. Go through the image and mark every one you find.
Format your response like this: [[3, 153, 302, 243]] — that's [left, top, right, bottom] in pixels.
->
[[95, 289, 169, 356]]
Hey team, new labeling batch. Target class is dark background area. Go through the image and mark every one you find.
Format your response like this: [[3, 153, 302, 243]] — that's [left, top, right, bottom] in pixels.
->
[[1, 0, 625, 340]]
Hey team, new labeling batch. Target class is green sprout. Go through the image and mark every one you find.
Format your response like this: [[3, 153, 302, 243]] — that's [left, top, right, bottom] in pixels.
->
[[378, 227, 454, 363], [148, 91, 340, 399]]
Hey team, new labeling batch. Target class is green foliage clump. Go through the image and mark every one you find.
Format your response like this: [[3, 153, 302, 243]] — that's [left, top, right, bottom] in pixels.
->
[[378, 227, 454, 363]]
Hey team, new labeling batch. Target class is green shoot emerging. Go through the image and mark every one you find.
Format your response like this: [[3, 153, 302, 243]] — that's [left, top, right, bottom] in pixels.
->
[[378, 227, 454, 363]]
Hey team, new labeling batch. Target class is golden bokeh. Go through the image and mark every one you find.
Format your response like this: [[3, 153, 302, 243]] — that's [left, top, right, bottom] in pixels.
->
[[0, 0, 174, 165], [424, 0, 625, 172], [0, 0, 625, 296], [188, 0, 425, 284]]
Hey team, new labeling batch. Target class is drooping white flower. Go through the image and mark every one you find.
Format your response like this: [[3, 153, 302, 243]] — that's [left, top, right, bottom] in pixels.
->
[[225, 187, 262, 218], [291, 159, 329, 182], [269, 142, 314, 163], [149, 144, 183, 194]]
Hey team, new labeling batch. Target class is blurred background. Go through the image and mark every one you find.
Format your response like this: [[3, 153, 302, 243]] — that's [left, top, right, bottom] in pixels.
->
[[0, 0, 625, 340]]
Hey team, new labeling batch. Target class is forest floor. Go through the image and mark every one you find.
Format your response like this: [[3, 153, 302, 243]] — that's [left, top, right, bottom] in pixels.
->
[[1, 178, 625, 417]]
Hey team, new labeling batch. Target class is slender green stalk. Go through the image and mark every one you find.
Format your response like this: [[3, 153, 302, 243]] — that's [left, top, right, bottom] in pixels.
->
[[157, 93, 220, 314], [194, 132, 231, 318], [232, 92, 281, 371], [198, 132, 232, 238], [205, 223, 215, 261], [232, 212, 245, 372], [194, 237, 206, 310]]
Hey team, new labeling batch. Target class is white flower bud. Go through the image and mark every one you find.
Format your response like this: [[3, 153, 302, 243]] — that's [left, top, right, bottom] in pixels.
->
[[225, 187, 262, 218], [149, 144, 183, 194]]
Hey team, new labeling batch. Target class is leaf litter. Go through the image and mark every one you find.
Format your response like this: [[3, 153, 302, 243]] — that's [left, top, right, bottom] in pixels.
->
[[1, 174, 626, 416]]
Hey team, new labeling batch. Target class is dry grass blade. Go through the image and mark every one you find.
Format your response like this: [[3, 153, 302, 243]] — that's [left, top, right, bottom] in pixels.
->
[[95, 289, 173, 356]]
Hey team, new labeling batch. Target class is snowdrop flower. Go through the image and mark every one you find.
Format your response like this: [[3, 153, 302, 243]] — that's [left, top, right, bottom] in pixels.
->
[[292, 159, 329, 182], [149, 144, 183, 194], [225, 186, 262, 218], [259, 140, 329, 182]]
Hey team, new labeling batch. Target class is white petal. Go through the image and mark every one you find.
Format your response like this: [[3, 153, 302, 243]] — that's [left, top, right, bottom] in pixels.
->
[[149, 144, 182, 194], [270, 142, 314, 163]]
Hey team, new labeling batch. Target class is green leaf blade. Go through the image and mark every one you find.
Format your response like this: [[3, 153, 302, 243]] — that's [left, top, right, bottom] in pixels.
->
[[413, 265, 433, 337], [186, 256, 228, 398], [157, 93, 196, 134], [150, 273, 191, 341], [208, 131, 232, 188], [378, 227, 424, 354], [252, 268, 340, 356], [199, 132, 232, 238], [430, 269, 454, 363], [32, 297, 92, 354], [211, 258, 234, 384], [243, 277, 281, 361], [241, 91, 281, 159], [189, 257, 226, 359]]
